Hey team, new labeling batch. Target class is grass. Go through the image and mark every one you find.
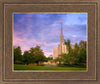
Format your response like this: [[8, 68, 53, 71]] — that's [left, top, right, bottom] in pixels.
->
[[14, 64, 86, 71]]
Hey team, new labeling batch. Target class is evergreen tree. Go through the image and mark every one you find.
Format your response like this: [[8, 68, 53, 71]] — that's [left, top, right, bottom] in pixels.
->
[[14, 46, 22, 64]]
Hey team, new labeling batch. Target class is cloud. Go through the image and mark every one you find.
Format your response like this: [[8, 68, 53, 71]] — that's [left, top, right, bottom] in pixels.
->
[[44, 51, 53, 57], [13, 32, 58, 55], [13, 13, 87, 56]]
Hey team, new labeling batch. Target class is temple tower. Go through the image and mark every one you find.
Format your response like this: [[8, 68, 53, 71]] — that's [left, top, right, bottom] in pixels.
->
[[53, 20, 68, 59], [60, 19, 63, 45]]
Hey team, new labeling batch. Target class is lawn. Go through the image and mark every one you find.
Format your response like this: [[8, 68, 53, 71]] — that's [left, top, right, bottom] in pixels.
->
[[14, 64, 86, 71]]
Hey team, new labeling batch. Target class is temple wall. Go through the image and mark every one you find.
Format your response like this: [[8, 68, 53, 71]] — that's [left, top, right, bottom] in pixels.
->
[[53, 44, 68, 59], [53, 47, 58, 59], [62, 44, 68, 54]]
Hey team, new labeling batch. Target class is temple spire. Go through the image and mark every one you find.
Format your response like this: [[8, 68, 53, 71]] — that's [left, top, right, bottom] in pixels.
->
[[61, 19, 63, 35], [60, 19, 63, 45]]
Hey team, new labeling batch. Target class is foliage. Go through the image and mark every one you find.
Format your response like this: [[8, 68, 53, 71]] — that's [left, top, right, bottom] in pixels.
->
[[78, 41, 86, 64], [14, 40, 86, 66], [46, 55, 53, 61], [14, 46, 22, 64], [14, 45, 46, 65], [64, 39, 71, 53], [54, 55, 63, 65], [23, 51, 35, 65], [30, 46, 46, 65], [54, 39, 87, 65]]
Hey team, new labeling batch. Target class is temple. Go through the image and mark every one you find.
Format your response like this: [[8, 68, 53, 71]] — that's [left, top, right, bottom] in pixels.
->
[[53, 20, 68, 59]]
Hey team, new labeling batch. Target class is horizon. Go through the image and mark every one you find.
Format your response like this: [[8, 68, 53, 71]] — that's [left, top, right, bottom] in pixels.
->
[[13, 13, 87, 57]]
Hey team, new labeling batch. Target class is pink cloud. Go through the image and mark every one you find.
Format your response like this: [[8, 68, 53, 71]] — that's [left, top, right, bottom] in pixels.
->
[[13, 33, 58, 56], [44, 51, 53, 57]]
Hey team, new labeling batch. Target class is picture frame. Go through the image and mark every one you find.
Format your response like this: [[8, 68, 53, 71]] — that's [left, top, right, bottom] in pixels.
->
[[0, 0, 99, 84]]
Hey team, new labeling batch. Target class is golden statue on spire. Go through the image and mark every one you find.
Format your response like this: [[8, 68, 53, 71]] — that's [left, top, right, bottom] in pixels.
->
[[61, 19, 62, 23]]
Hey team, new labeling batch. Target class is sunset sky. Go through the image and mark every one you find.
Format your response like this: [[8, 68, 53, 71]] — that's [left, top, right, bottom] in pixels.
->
[[13, 13, 87, 57]]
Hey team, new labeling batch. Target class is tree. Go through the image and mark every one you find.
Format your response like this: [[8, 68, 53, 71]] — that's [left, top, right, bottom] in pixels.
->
[[54, 55, 63, 65], [23, 51, 35, 65], [14, 46, 22, 64], [64, 39, 87, 65], [47, 55, 53, 61], [30, 46, 46, 65], [58, 53, 67, 64], [64, 39, 71, 54], [54, 53, 75, 65], [29, 47, 36, 63], [64, 39, 75, 64], [78, 41, 86, 64], [72, 43, 80, 64]]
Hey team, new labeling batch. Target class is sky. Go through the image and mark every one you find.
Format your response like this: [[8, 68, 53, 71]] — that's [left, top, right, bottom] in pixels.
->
[[13, 13, 87, 57]]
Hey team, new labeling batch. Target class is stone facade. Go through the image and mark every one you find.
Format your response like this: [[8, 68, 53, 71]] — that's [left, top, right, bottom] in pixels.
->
[[53, 44, 68, 59], [53, 20, 68, 59]]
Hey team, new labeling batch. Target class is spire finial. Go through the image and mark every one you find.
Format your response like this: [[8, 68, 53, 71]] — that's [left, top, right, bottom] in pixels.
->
[[61, 19, 62, 23], [61, 19, 62, 27]]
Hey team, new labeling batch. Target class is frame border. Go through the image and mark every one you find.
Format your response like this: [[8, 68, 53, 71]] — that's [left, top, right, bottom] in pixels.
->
[[0, 0, 99, 84]]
